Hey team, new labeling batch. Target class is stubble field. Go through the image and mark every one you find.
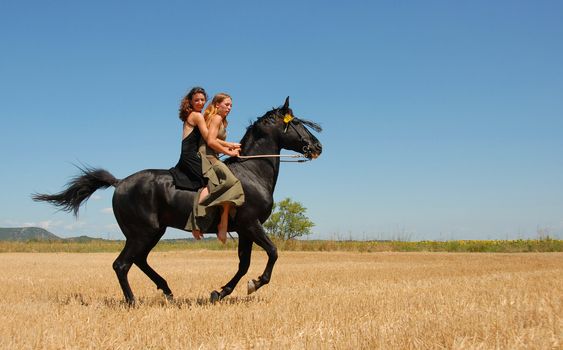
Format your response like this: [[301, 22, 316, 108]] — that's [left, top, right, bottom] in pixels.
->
[[0, 250, 561, 349]]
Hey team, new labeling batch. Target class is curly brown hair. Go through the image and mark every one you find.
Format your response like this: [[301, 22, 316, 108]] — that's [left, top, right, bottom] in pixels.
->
[[178, 87, 208, 122]]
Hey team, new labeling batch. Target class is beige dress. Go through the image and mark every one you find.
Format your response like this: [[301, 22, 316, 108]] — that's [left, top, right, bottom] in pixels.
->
[[186, 123, 245, 232]]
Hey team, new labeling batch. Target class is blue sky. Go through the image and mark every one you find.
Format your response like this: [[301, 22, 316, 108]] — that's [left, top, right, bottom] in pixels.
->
[[1, 1, 562, 240]]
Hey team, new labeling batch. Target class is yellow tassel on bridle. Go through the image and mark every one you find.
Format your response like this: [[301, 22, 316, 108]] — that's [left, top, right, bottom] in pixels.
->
[[283, 114, 294, 133]]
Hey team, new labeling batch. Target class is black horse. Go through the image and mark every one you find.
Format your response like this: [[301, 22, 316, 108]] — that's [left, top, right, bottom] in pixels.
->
[[33, 97, 322, 305]]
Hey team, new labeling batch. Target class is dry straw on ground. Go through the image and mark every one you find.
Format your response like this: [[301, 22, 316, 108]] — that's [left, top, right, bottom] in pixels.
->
[[0, 251, 561, 349]]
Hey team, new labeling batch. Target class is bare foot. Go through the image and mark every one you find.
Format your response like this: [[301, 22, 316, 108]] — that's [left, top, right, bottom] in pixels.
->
[[192, 229, 203, 240], [198, 187, 209, 204], [217, 223, 227, 244]]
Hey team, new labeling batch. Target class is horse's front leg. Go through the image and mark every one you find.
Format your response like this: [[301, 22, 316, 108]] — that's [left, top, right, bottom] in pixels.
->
[[210, 234, 253, 302], [246, 222, 278, 295]]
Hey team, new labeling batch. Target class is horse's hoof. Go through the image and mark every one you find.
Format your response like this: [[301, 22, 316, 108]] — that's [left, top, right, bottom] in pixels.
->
[[210, 290, 220, 303], [164, 293, 174, 302], [247, 280, 256, 295]]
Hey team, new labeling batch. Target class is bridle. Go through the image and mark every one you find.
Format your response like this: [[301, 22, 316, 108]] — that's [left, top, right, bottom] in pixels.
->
[[283, 113, 316, 159], [234, 113, 315, 163]]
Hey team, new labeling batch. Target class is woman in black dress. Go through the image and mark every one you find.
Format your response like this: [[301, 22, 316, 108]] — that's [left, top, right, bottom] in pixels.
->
[[187, 93, 244, 243], [173, 87, 210, 239], [172, 87, 241, 241]]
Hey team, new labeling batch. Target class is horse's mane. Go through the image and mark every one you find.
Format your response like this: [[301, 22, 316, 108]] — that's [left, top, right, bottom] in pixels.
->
[[296, 118, 322, 133], [239, 107, 322, 146]]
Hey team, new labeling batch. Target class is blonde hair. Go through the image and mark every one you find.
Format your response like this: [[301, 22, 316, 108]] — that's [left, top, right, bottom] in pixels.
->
[[203, 93, 231, 128]]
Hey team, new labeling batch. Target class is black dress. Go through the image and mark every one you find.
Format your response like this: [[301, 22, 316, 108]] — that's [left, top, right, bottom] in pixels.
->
[[169, 127, 207, 191]]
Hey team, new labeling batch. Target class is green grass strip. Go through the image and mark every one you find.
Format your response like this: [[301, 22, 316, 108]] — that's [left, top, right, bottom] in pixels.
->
[[0, 238, 561, 253]]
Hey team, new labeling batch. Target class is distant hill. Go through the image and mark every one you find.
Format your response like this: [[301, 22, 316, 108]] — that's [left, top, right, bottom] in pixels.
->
[[0, 227, 62, 241], [0, 227, 108, 242], [65, 235, 106, 242]]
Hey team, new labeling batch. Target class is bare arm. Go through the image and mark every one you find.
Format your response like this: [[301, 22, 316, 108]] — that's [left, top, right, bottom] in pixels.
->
[[207, 115, 239, 157], [218, 139, 241, 150], [187, 112, 209, 141]]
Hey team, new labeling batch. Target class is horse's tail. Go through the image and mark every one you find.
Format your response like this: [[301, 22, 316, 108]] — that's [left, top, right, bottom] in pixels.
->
[[32, 166, 120, 217]]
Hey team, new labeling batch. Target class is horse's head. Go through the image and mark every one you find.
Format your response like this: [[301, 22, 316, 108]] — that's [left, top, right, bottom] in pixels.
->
[[256, 97, 323, 159]]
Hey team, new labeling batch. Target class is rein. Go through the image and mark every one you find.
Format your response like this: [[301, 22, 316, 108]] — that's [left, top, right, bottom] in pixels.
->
[[237, 154, 311, 163]]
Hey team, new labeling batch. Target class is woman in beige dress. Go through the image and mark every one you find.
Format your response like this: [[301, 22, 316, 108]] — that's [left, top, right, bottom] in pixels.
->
[[186, 93, 245, 243]]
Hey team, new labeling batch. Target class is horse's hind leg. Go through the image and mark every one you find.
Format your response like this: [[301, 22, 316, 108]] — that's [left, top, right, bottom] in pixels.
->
[[211, 235, 253, 302], [136, 257, 173, 300], [134, 233, 174, 300], [113, 240, 146, 305]]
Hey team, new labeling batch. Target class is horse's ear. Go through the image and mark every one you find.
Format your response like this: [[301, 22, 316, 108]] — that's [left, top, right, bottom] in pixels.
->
[[283, 96, 290, 110]]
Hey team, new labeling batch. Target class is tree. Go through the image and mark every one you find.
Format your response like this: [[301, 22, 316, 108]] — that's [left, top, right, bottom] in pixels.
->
[[264, 198, 315, 240]]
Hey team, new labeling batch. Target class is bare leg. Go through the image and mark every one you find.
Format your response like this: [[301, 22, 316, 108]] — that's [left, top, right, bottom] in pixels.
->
[[217, 203, 230, 244], [198, 186, 209, 204], [192, 229, 202, 240], [192, 187, 209, 239]]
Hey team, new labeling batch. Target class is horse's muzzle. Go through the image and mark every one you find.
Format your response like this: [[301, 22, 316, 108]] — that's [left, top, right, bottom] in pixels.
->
[[303, 142, 322, 159]]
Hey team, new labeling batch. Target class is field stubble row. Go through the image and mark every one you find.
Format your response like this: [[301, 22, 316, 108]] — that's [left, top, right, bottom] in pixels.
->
[[0, 250, 561, 349]]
